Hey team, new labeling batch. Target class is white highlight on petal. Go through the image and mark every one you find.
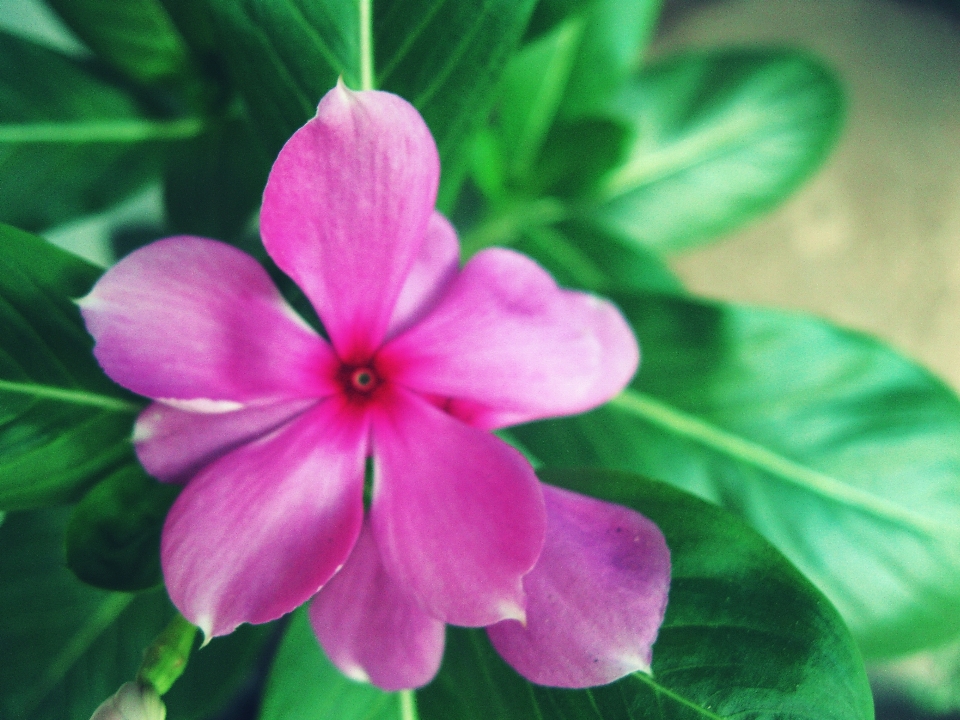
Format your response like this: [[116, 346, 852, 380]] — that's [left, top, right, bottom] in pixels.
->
[[342, 663, 371, 683], [158, 398, 245, 413]]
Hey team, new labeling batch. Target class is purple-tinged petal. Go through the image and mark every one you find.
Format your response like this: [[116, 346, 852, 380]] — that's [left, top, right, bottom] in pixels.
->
[[487, 485, 670, 688], [310, 521, 446, 691], [261, 83, 440, 361], [381, 248, 639, 430], [79, 236, 337, 403], [161, 398, 368, 639], [386, 212, 459, 339], [370, 387, 546, 627], [134, 398, 317, 483]]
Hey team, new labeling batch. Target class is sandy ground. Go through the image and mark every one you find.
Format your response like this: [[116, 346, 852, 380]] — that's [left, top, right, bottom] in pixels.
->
[[655, 0, 960, 391]]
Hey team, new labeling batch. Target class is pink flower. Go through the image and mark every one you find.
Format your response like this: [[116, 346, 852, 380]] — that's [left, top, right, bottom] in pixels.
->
[[80, 83, 670, 691]]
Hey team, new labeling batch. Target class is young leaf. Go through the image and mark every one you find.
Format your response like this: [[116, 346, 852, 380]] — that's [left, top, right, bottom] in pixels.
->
[[44, 0, 199, 89], [205, 0, 536, 201], [0, 224, 145, 510], [0, 507, 174, 720], [591, 49, 844, 253], [0, 31, 196, 232], [513, 293, 960, 659], [417, 471, 873, 720], [66, 463, 180, 592], [259, 608, 404, 720]]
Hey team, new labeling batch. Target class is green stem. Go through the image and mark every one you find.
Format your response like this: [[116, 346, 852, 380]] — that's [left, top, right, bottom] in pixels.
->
[[359, 0, 374, 90], [0, 116, 205, 144], [399, 690, 419, 720], [137, 614, 199, 695]]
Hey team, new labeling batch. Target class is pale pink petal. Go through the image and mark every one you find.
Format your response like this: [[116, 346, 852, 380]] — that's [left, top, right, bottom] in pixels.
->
[[161, 398, 368, 638], [79, 236, 337, 403], [134, 398, 317, 482], [309, 521, 446, 691], [380, 248, 639, 430], [386, 212, 460, 339], [487, 485, 670, 688], [260, 83, 440, 361], [370, 387, 545, 627]]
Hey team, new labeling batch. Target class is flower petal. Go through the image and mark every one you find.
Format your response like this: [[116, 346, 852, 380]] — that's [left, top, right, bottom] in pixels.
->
[[487, 485, 670, 688], [309, 520, 446, 691], [370, 387, 546, 627], [261, 83, 440, 360], [134, 399, 317, 482], [387, 212, 460, 339], [381, 248, 639, 429], [161, 398, 368, 638], [79, 236, 336, 403]]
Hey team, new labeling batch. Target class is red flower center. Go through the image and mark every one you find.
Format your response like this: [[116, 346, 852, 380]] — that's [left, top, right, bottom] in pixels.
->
[[350, 367, 377, 392]]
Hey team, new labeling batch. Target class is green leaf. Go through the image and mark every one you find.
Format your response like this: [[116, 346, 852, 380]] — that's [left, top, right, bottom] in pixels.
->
[[0, 31, 196, 231], [206, 0, 536, 201], [259, 608, 403, 720], [417, 471, 873, 720], [513, 293, 960, 658], [512, 219, 684, 294], [44, 0, 199, 89], [0, 507, 174, 720], [163, 113, 271, 241], [66, 463, 180, 592], [0, 224, 145, 510], [591, 49, 844, 252]]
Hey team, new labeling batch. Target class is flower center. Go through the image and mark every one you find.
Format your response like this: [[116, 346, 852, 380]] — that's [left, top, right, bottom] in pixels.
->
[[349, 367, 379, 393]]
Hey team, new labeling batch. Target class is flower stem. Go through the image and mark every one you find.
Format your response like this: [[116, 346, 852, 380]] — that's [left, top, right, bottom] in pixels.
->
[[137, 614, 198, 695], [359, 0, 374, 90], [399, 690, 419, 720]]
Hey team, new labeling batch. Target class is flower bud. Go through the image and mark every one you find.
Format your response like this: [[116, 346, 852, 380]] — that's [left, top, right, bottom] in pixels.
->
[[90, 682, 166, 720]]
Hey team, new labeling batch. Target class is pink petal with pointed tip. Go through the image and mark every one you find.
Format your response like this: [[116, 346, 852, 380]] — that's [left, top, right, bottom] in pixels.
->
[[370, 387, 545, 627], [309, 521, 446, 691], [387, 212, 460, 338], [79, 236, 337, 403], [161, 398, 368, 638], [381, 248, 639, 430], [134, 398, 317, 482], [261, 84, 440, 360], [487, 485, 670, 688]]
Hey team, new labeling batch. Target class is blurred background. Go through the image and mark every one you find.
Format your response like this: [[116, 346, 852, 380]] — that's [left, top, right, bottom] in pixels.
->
[[1, 0, 959, 717]]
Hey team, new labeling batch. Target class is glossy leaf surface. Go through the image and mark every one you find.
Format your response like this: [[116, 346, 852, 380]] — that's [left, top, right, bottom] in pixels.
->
[[592, 50, 844, 252], [0, 224, 145, 510], [259, 608, 403, 720], [417, 471, 873, 720], [206, 0, 535, 201], [514, 293, 960, 658], [0, 32, 184, 231]]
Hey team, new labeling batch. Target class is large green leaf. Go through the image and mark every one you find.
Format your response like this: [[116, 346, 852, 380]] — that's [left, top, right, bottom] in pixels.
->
[[0, 224, 145, 510], [206, 0, 536, 201], [259, 608, 404, 720], [513, 293, 960, 658], [43, 0, 198, 89], [0, 507, 174, 720], [590, 50, 844, 252], [0, 32, 199, 232], [417, 471, 873, 720]]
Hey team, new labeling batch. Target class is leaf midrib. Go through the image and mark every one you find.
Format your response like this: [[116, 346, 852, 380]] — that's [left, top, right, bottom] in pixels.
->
[[0, 379, 140, 413], [0, 117, 205, 144], [609, 389, 954, 536]]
